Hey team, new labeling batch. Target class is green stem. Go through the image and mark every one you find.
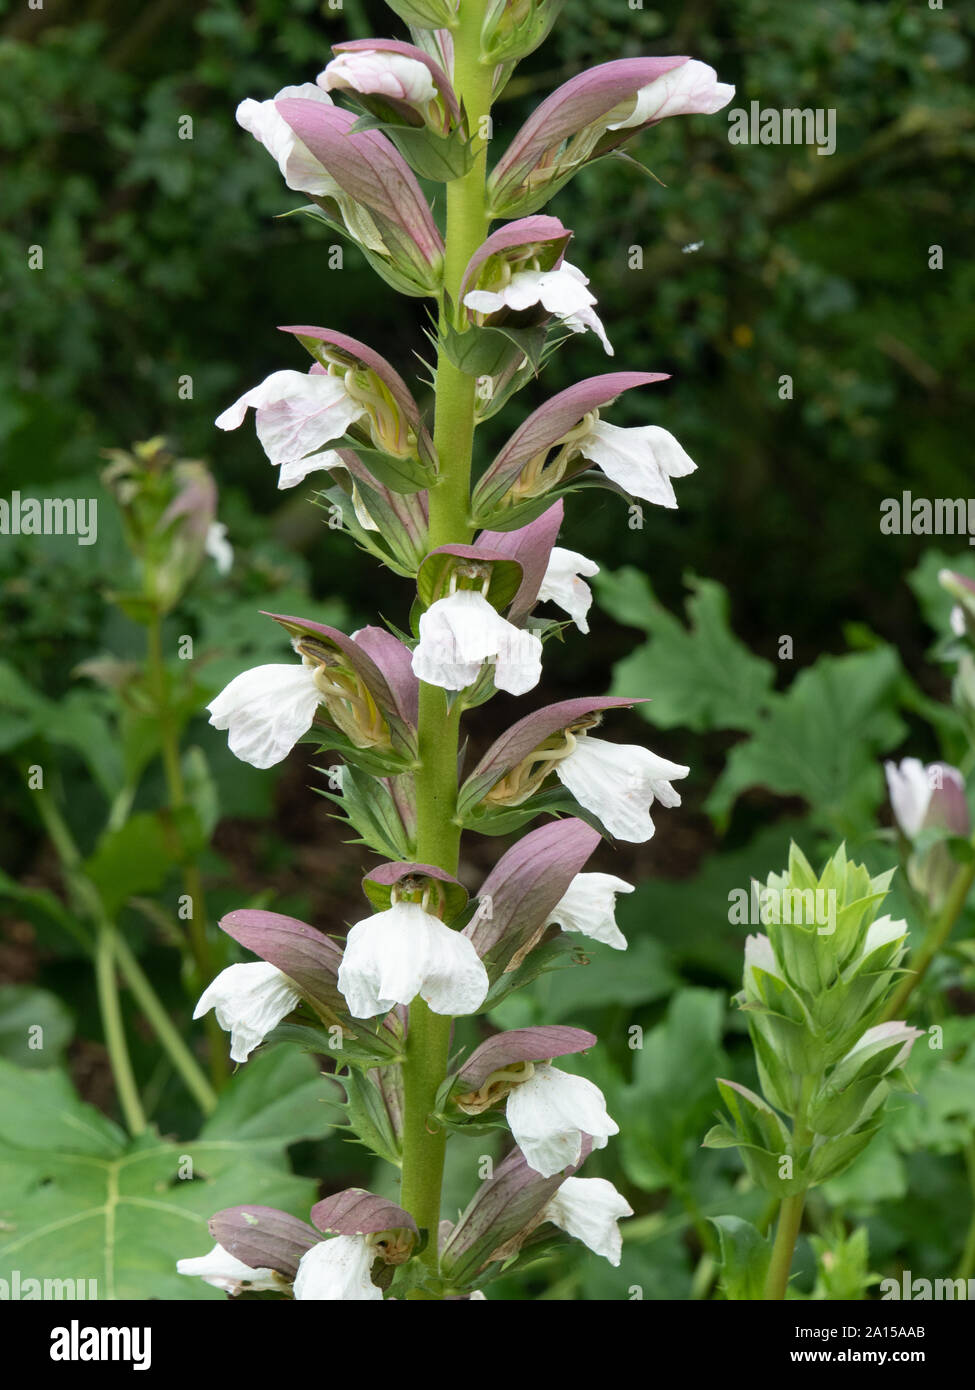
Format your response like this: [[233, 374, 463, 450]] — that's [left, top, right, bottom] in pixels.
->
[[94, 921, 146, 1136], [114, 934, 218, 1115], [883, 836, 975, 1022], [764, 1079, 815, 1300], [32, 785, 218, 1117], [764, 1192, 806, 1301], [397, 0, 494, 1296], [146, 611, 226, 1088]]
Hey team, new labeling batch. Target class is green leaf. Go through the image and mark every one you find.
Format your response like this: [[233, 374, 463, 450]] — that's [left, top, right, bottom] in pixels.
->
[[710, 1216, 772, 1300], [0, 986, 73, 1069], [598, 569, 775, 734], [199, 1045, 342, 1145], [0, 1055, 331, 1300], [706, 648, 907, 835], [83, 812, 184, 916], [618, 988, 728, 1192]]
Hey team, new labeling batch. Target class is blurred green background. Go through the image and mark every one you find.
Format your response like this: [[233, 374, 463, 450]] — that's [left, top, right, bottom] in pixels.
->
[[2, 0, 975, 1300]]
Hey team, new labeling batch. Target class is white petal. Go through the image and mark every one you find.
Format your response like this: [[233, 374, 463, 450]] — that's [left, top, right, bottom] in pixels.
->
[[236, 84, 337, 194], [541, 1177, 633, 1265], [579, 422, 696, 507], [205, 521, 234, 574], [207, 662, 321, 768], [277, 447, 347, 491], [547, 872, 633, 950], [884, 757, 931, 839], [177, 1243, 283, 1294], [606, 61, 735, 130], [337, 901, 489, 1018], [319, 52, 437, 104], [744, 932, 781, 983], [193, 962, 301, 1063], [411, 590, 542, 695], [293, 1236, 382, 1301], [556, 737, 689, 842], [215, 370, 365, 469], [537, 546, 600, 633], [859, 914, 908, 959], [464, 264, 612, 353], [506, 1064, 618, 1178]]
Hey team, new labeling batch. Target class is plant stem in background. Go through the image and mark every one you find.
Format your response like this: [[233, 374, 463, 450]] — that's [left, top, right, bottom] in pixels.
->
[[32, 785, 218, 1118], [146, 610, 227, 1087], [396, 0, 492, 1294]]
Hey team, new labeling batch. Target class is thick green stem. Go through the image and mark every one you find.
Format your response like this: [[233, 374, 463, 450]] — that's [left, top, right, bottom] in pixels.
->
[[883, 836, 975, 1022], [397, 0, 493, 1295], [764, 1192, 806, 1301], [764, 1080, 815, 1299]]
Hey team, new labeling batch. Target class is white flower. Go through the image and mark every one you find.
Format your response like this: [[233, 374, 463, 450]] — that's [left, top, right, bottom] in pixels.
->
[[547, 872, 634, 950], [540, 1177, 633, 1265], [293, 1236, 382, 1301], [506, 1063, 619, 1177], [537, 547, 599, 633], [463, 262, 613, 356], [193, 962, 301, 1063], [207, 660, 321, 768], [205, 520, 234, 575], [216, 370, 367, 476], [338, 900, 489, 1018], [319, 52, 437, 105], [236, 83, 336, 193], [411, 589, 543, 695], [235, 84, 387, 252], [884, 757, 933, 838], [176, 1243, 284, 1295], [606, 60, 735, 130], [555, 736, 689, 842], [575, 421, 696, 508]]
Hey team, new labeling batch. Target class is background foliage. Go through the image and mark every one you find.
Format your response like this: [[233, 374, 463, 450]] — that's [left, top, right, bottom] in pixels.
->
[[2, 0, 974, 1299]]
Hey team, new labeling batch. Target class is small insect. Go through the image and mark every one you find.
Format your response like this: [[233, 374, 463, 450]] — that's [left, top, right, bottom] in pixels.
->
[[681, 241, 704, 254]]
